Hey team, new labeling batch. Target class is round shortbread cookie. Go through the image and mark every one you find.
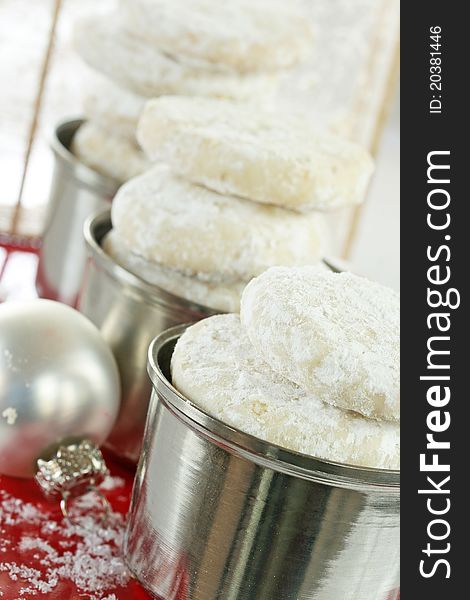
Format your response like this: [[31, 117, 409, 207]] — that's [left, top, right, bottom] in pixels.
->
[[137, 96, 374, 212], [111, 166, 327, 281], [171, 315, 400, 469], [240, 267, 400, 422], [119, 0, 314, 73], [83, 74, 146, 141], [72, 122, 149, 183], [103, 231, 244, 313], [74, 15, 279, 100]]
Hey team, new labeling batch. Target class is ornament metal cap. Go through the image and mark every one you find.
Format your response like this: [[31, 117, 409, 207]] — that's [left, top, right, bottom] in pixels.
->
[[35, 437, 111, 524]]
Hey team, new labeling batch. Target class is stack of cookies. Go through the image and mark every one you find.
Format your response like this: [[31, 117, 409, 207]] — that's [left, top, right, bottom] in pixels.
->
[[171, 267, 400, 470], [104, 96, 374, 312], [70, 0, 315, 183]]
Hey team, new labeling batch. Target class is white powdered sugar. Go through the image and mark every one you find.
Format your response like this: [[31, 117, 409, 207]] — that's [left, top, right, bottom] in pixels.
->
[[73, 14, 279, 101], [241, 267, 400, 422], [71, 0, 315, 182], [118, 0, 315, 73], [171, 315, 399, 469], [137, 96, 374, 212], [103, 231, 245, 313], [72, 122, 149, 184], [82, 73, 146, 142], [111, 165, 327, 281], [0, 489, 130, 599]]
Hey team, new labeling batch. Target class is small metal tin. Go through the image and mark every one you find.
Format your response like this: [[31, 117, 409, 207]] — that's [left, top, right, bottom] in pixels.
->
[[124, 326, 400, 600], [78, 210, 219, 464], [36, 118, 120, 307]]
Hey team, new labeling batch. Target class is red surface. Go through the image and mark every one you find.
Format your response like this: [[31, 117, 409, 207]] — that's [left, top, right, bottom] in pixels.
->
[[0, 241, 40, 303], [0, 240, 152, 599], [0, 454, 153, 600]]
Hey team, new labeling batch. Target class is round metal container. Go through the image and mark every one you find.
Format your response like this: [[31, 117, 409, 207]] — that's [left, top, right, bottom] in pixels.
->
[[124, 326, 400, 600], [77, 211, 220, 464], [36, 118, 120, 307]]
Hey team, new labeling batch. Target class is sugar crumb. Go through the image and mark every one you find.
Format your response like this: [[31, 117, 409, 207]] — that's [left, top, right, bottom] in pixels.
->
[[1, 407, 18, 425]]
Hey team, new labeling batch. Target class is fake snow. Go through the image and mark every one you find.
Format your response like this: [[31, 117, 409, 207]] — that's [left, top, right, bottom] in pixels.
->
[[99, 476, 125, 492], [1, 407, 17, 425], [0, 489, 130, 599]]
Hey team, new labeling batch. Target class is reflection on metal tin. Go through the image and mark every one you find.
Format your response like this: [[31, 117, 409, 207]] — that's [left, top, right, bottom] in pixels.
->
[[36, 119, 119, 307], [78, 211, 219, 464]]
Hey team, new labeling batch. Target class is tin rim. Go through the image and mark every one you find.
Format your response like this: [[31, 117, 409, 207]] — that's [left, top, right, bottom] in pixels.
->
[[83, 209, 222, 317], [148, 325, 400, 493], [50, 118, 120, 196]]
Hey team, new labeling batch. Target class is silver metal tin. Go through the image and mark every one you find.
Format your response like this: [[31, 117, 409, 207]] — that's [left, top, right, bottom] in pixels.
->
[[124, 326, 400, 600], [78, 211, 220, 464], [36, 118, 120, 307]]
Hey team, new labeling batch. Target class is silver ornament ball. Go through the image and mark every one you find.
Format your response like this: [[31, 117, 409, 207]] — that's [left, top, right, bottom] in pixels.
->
[[0, 300, 120, 478]]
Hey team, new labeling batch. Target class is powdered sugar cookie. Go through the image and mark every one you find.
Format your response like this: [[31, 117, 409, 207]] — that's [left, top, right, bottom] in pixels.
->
[[103, 231, 244, 312], [111, 166, 327, 281], [72, 122, 149, 183], [171, 315, 399, 469], [241, 267, 400, 422], [74, 16, 278, 100], [137, 97, 374, 211], [83, 75, 146, 141], [119, 0, 314, 73]]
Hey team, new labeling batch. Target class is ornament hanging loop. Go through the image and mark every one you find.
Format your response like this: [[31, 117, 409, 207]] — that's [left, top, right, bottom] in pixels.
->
[[60, 485, 111, 528]]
